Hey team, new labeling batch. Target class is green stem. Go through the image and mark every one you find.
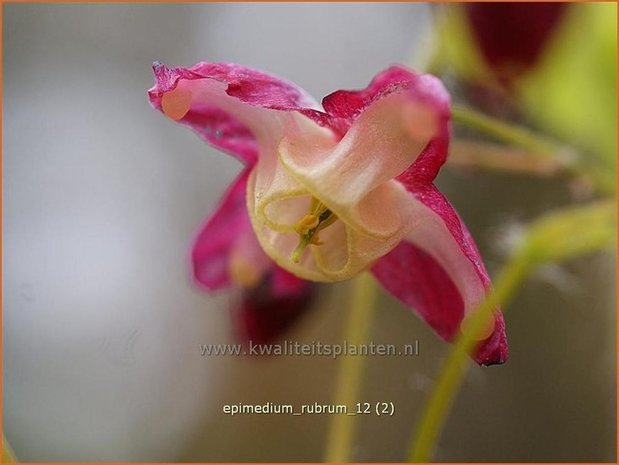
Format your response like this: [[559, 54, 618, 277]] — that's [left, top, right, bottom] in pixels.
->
[[452, 106, 615, 193], [291, 236, 311, 263], [409, 198, 615, 462], [448, 140, 564, 176], [408, 256, 531, 462], [324, 272, 378, 462], [452, 106, 561, 157]]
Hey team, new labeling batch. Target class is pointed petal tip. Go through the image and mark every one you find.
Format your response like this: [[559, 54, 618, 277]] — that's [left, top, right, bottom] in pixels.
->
[[475, 313, 509, 366], [478, 348, 509, 367], [151, 60, 167, 78]]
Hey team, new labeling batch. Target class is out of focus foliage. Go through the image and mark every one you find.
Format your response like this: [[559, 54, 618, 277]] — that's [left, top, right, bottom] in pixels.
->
[[433, 3, 617, 183]]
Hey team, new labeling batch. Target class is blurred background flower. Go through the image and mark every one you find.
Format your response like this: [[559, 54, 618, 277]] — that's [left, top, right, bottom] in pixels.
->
[[431, 2, 616, 175], [3, 3, 615, 462], [465, 2, 567, 86]]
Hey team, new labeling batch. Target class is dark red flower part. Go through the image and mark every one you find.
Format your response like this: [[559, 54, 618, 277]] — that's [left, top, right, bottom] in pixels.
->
[[235, 268, 316, 346], [465, 2, 568, 84]]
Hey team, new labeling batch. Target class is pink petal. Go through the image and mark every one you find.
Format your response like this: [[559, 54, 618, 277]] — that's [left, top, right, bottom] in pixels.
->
[[181, 106, 260, 166], [148, 62, 338, 164], [323, 66, 429, 119], [324, 65, 452, 183], [372, 184, 507, 366], [191, 168, 253, 290], [190, 161, 316, 344], [234, 267, 316, 345], [322, 66, 451, 167], [397, 107, 451, 187]]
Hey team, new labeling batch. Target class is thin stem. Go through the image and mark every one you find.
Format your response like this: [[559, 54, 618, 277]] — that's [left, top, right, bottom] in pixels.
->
[[408, 256, 532, 462], [409, 199, 615, 461], [452, 106, 561, 158], [452, 106, 615, 193], [324, 272, 378, 462], [291, 236, 311, 263], [448, 140, 563, 176]]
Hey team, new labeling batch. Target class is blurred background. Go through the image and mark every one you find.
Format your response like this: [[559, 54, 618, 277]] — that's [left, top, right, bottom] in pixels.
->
[[3, 3, 616, 462]]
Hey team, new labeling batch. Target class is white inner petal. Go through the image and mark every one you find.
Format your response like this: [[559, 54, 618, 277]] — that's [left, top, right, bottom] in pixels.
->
[[277, 93, 437, 240], [248, 168, 411, 282], [263, 195, 310, 232], [311, 220, 349, 273]]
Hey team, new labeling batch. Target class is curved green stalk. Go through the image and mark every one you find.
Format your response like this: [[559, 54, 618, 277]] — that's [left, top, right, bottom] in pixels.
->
[[324, 272, 378, 462], [408, 256, 531, 462], [408, 199, 615, 462], [452, 106, 615, 193], [452, 106, 561, 157]]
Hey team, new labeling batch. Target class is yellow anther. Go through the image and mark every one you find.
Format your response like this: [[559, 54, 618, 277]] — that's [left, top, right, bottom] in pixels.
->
[[290, 198, 338, 263], [294, 214, 320, 235]]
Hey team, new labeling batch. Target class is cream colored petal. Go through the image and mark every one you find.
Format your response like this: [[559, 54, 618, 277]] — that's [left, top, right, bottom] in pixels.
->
[[277, 93, 438, 239], [255, 162, 309, 233], [310, 220, 349, 273], [248, 169, 413, 282], [262, 195, 311, 233]]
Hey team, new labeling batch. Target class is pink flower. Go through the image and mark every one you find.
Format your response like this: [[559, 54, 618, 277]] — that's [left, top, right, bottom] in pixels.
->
[[148, 62, 508, 365]]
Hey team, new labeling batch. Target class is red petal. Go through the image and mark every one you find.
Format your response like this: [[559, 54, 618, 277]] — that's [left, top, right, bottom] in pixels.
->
[[191, 168, 252, 291], [148, 61, 338, 164], [372, 184, 508, 366], [323, 66, 427, 119], [396, 113, 451, 187], [322, 65, 451, 181]]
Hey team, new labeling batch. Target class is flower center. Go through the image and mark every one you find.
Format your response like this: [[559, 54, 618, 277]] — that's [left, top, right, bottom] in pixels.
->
[[290, 197, 338, 263]]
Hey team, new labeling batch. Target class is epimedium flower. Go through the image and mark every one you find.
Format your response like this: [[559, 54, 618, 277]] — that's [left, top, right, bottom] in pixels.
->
[[148, 61, 508, 365]]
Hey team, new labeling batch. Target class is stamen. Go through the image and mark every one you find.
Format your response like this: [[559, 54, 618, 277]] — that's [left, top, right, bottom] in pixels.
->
[[291, 199, 338, 263], [294, 214, 320, 235]]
